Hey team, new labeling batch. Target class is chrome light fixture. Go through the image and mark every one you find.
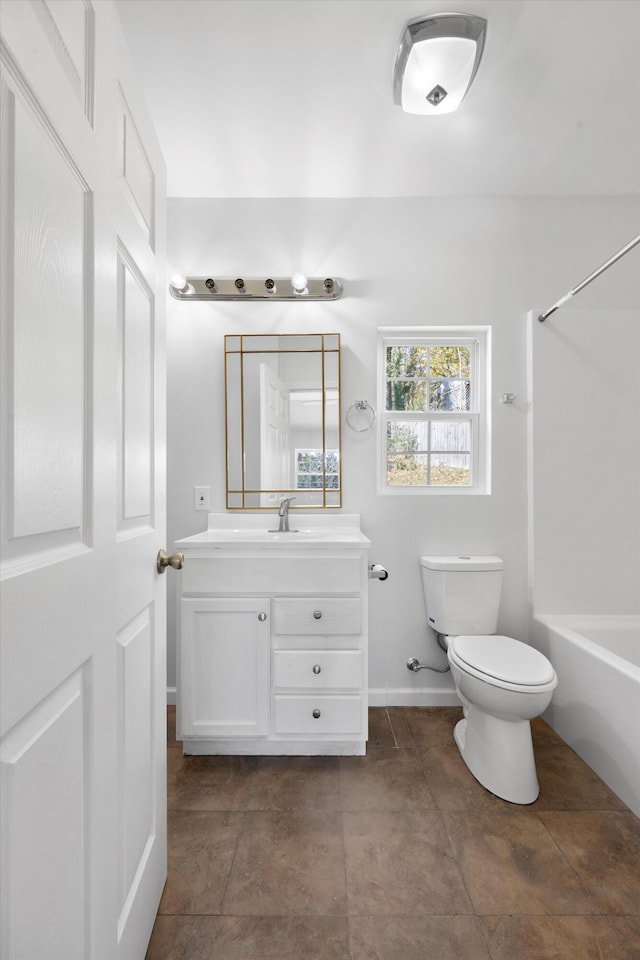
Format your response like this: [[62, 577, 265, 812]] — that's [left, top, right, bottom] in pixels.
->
[[168, 275, 343, 301], [291, 271, 309, 296], [393, 13, 487, 115], [169, 273, 194, 295]]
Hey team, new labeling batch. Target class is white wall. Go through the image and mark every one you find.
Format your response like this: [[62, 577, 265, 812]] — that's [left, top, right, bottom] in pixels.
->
[[528, 308, 640, 613], [167, 197, 640, 699]]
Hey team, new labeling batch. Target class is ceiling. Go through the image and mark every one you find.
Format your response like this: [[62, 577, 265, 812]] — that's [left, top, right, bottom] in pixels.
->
[[114, 0, 640, 199]]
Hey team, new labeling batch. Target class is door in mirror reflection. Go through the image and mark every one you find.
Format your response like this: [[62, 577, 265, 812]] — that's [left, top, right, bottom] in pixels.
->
[[225, 334, 341, 509]]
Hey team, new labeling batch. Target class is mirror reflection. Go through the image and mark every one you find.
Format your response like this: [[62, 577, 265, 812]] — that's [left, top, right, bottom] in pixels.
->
[[225, 334, 341, 509]]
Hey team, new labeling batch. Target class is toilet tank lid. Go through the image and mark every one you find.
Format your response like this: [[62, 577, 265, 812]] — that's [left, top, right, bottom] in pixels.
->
[[420, 555, 504, 572]]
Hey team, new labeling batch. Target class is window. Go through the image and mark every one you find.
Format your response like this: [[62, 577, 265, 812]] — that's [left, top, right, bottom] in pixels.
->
[[295, 449, 340, 489], [377, 327, 490, 494]]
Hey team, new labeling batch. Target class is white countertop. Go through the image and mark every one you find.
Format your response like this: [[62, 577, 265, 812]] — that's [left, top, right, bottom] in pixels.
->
[[176, 513, 371, 549]]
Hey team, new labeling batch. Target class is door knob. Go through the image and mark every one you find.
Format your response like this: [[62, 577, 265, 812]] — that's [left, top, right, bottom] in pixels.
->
[[157, 550, 184, 574]]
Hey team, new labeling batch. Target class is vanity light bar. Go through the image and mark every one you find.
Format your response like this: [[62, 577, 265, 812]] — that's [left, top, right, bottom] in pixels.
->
[[169, 276, 343, 301]]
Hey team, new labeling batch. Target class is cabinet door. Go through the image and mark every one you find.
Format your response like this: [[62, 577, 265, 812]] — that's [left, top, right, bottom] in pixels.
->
[[179, 598, 270, 738]]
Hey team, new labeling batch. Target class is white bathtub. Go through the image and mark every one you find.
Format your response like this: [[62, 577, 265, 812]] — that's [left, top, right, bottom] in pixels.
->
[[531, 614, 640, 817]]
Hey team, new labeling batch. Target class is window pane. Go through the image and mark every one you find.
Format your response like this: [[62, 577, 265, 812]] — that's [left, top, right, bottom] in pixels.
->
[[296, 473, 339, 489], [386, 421, 429, 453], [386, 453, 429, 486], [430, 420, 471, 452], [325, 451, 340, 474], [386, 379, 427, 411], [429, 380, 470, 411], [297, 474, 323, 489], [430, 345, 470, 378], [386, 345, 428, 378], [297, 451, 323, 473], [430, 455, 470, 486]]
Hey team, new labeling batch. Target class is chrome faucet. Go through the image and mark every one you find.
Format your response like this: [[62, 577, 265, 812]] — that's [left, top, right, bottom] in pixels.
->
[[273, 496, 296, 533]]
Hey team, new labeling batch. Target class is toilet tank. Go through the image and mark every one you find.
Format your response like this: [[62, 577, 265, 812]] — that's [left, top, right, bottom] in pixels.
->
[[420, 555, 504, 636]]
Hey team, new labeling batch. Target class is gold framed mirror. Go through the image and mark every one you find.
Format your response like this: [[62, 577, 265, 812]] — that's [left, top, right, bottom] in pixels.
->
[[225, 334, 341, 509]]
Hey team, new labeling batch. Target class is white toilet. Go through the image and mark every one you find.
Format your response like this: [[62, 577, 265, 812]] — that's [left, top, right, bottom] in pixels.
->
[[420, 555, 558, 804]]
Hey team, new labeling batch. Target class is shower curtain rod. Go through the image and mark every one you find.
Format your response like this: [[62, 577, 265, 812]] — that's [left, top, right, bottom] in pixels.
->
[[538, 233, 640, 322]]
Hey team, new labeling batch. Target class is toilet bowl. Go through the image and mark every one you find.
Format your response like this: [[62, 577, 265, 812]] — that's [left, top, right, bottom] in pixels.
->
[[446, 634, 557, 803], [420, 556, 558, 804]]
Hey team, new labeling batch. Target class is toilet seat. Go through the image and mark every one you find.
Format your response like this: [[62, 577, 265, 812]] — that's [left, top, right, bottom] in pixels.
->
[[449, 635, 557, 693]]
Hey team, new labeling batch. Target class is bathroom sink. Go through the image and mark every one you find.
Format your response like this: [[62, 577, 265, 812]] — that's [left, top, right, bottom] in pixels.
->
[[176, 514, 371, 548]]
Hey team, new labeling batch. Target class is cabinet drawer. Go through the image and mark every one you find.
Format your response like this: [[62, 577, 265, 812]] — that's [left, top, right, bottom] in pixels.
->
[[273, 650, 362, 690], [274, 696, 362, 735], [273, 598, 361, 636]]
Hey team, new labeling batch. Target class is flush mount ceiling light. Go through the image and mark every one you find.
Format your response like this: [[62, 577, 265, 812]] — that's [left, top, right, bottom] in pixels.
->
[[393, 12, 487, 115], [168, 275, 343, 301]]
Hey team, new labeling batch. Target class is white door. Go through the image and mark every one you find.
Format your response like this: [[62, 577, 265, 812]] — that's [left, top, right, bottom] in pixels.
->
[[0, 3, 167, 958], [259, 362, 291, 504]]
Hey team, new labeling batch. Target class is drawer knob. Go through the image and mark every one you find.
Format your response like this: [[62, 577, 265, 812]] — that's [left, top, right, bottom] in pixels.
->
[[312, 664, 322, 674], [258, 612, 267, 621], [312, 709, 321, 719], [313, 610, 322, 620]]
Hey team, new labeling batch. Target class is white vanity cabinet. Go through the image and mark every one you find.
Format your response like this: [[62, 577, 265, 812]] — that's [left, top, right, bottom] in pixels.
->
[[175, 515, 371, 756]]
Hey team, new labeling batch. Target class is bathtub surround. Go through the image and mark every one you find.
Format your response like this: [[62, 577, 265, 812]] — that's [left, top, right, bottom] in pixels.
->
[[527, 305, 640, 814], [527, 307, 640, 614], [167, 196, 640, 707]]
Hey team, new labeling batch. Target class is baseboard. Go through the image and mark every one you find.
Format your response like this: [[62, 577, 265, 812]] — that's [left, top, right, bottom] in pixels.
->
[[369, 687, 461, 707], [166, 686, 176, 706]]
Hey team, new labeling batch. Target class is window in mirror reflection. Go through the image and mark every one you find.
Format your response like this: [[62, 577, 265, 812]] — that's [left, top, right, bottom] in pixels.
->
[[295, 449, 340, 489]]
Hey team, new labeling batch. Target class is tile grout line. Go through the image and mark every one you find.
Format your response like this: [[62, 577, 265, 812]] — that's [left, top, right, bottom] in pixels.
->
[[216, 759, 261, 914], [531, 808, 607, 911], [386, 707, 400, 749]]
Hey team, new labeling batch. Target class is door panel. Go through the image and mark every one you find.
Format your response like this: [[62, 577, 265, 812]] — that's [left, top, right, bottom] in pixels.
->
[[2, 63, 89, 555], [117, 243, 154, 528], [0, 668, 89, 959], [118, 88, 155, 247], [0, 2, 166, 958], [29, 0, 96, 122], [116, 607, 156, 943]]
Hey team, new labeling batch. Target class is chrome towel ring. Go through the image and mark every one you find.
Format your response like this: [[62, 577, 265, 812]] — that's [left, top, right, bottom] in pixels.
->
[[346, 400, 376, 432]]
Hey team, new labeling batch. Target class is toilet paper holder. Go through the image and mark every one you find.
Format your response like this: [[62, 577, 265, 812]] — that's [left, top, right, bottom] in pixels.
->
[[369, 563, 388, 581]]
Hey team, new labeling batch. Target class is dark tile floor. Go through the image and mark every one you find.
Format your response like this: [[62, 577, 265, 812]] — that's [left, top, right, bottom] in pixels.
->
[[146, 707, 640, 959]]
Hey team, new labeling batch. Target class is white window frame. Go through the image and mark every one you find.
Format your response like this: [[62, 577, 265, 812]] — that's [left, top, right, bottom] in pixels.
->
[[377, 326, 491, 495]]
